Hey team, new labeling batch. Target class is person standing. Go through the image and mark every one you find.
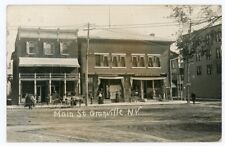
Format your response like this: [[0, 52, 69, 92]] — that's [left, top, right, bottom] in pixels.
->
[[98, 91, 103, 104], [191, 93, 196, 104]]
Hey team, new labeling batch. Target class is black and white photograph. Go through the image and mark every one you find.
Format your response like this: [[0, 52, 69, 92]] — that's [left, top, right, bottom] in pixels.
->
[[3, 2, 222, 143]]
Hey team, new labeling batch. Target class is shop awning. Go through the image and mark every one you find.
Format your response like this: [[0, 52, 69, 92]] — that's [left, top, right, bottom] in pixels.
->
[[19, 57, 80, 67], [98, 76, 124, 80], [131, 77, 166, 81]]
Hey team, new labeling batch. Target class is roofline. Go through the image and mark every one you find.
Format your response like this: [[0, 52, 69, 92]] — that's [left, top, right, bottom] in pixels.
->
[[77, 36, 174, 44], [183, 23, 221, 37], [18, 27, 79, 33]]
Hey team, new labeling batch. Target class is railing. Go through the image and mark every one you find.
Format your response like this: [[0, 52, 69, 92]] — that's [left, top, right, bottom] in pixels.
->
[[20, 73, 79, 79]]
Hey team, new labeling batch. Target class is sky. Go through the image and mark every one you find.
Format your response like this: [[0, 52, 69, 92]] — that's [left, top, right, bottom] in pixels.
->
[[6, 5, 179, 64]]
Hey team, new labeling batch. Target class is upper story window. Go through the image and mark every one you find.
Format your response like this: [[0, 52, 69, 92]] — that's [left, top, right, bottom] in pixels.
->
[[171, 60, 176, 69], [147, 54, 161, 67], [132, 54, 145, 67], [206, 34, 211, 44], [196, 52, 201, 62], [196, 66, 202, 76], [216, 31, 221, 42], [206, 64, 213, 75], [216, 48, 221, 59], [60, 41, 72, 55], [26, 41, 38, 55], [95, 53, 109, 67], [111, 54, 126, 67], [206, 49, 212, 60], [43, 42, 55, 55]]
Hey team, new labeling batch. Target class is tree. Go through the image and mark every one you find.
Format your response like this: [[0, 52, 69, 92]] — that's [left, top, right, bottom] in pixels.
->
[[167, 5, 221, 103]]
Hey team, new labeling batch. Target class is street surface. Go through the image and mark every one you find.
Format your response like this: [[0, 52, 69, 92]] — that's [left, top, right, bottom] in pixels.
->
[[7, 101, 221, 142]]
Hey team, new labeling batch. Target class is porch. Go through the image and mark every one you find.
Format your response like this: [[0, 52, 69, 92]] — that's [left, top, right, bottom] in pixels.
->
[[18, 73, 80, 104]]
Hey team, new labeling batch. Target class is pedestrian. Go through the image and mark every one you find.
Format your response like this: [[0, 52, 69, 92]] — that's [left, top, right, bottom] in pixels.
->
[[70, 97, 74, 107], [98, 91, 103, 104], [191, 93, 196, 104], [115, 91, 119, 103], [25, 94, 33, 109], [46, 94, 50, 105]]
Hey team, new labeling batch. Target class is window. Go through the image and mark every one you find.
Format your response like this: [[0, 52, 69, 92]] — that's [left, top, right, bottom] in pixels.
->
[[148, 57, 153, 67], [197, 66, 202, 76], [206, 49, 211, 60], [120, 56, 126, 67], [206, 34, 210, 44], [112, 56, 118, 67], [95, 53, 109, 67], [112, 54, 126, 67], [95, 55, 101, 66], [216, 31, 221, 42], [103, 55, 109, 67], [43, 42, 55, 55], [216, 48, 221, 59], [171, 60, 176, 69], [26, 41, 38, 54], [60, 41, 72, 55], [139, 56, 145, 67], [132, 55, 145, 67], [132, 56, 138, 67], [148, 55, 161, 67], [216, 63, 221, 74], [206, 64, 213, 75], [196, 52, 201, 62]]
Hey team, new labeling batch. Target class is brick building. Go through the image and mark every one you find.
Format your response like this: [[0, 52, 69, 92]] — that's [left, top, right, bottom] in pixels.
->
[[12, 28, 80, 105], [78, 32, 173, 103]]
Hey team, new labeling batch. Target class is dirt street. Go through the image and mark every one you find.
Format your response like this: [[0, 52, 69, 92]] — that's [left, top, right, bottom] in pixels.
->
[[7, 102, 221, 142]]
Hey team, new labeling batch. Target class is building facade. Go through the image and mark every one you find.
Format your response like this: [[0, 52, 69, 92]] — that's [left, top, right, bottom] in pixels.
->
[[12, 28, 80, 105], [169, 51, 184, 100], [183, 24, 222, 99], [78, 37, 173, 103]]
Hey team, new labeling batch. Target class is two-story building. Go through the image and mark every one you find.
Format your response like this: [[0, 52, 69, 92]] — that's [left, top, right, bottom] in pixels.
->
[[78, 31, 173, 103], [12, 27, 80, 105]]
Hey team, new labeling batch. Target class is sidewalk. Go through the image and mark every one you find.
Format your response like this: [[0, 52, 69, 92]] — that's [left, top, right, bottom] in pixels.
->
[[7, 100, 188, 109]]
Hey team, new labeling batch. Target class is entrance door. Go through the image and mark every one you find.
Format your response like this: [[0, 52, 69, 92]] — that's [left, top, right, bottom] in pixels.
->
[[37, 86, 42, 103], [37, 85, 46, 103]]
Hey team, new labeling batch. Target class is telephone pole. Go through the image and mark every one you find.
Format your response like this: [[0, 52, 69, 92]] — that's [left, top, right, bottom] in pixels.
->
[[84, 23, 95, 106], [85, 23, 90, 106], [186, 7, 192, 104]]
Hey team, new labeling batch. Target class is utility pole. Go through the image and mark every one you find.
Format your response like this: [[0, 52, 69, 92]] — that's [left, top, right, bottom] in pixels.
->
[[85, 23, 90, 106], [186, 7, 192, 104], [108, 6, 111, 28], [84, 23, 95, 106]]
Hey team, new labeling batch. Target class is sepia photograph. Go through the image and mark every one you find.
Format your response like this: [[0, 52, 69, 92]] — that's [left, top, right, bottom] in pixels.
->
[[5, 4, 222, 142]]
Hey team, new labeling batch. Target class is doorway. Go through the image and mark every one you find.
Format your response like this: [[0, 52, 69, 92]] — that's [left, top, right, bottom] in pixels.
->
[[37, 85, 46, 103]]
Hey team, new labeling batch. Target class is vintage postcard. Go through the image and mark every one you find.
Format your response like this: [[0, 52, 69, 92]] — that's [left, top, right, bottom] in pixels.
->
[[6, 4, 222, 143]]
